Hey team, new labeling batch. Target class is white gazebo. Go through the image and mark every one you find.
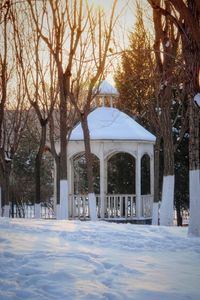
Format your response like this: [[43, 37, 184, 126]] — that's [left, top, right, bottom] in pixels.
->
[[67, 105, 156, 223]]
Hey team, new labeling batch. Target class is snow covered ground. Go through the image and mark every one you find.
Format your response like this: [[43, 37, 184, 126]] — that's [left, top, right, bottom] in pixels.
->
[[0, 218, 200, 300]]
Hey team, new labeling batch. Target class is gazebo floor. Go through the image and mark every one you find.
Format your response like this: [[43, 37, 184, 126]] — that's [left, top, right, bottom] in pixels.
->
[[69, 217, 152, 224]]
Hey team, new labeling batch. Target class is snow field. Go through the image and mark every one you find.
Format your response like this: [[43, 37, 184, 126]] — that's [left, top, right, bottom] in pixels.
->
[[0, 218, 200, 300]]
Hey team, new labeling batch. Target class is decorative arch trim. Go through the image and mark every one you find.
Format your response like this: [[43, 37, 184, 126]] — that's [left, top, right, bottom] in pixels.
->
[[69, 150, 101, 161], [105, 149, 137, 161], [140, 152, 151, 160]]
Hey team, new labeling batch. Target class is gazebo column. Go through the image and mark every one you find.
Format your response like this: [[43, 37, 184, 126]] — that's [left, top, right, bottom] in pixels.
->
[[100, 156, 107, 219], [136, 152, 142, 218]]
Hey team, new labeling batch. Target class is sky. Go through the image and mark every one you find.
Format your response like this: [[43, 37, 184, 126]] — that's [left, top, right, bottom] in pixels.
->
[[87, 0, 153, 84], [0, 0, 153, 96]]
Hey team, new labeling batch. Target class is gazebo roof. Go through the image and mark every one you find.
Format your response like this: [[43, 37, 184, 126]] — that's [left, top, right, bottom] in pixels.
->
[[70, 107, 156, 142]]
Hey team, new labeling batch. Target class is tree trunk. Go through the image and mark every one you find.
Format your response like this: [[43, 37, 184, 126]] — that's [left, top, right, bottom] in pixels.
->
[[3, 161, 12, 217], [35, 154, 42, 205], [188, 97, 200, 236], [55, 156, 62, 219], [56, 157, 60, 205], [59, 103, 68, 180], [175, 196, 183, 226], [160, 107, 175, 226], [150, 1, 179, 226], [0, 185, 2, 216], [49, 115, 61, 215], [81, 115, 94, 194], [81, 114, 97, 221], [34, 123, 46, 218], [154, 134, 161, 202], [57, 72, 69, 220], [180, 1, 200, 236]]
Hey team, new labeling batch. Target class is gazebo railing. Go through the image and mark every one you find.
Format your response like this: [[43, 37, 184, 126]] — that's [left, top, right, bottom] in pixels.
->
[[7, 203, 55, 219], [105, 194, 136, 218], [69, 194, 153, 219], [3, 195, 153, 220], [69, 194, 101, 219]]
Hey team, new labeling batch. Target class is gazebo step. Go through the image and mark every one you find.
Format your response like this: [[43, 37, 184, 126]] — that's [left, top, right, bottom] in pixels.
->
[[103, 218, 152, 225]]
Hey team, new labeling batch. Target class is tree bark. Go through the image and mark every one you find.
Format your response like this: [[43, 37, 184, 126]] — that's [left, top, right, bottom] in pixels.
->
[[180, 0, 200, 236], [175, 197, 183, 226], [81, 113, 97, 221], [162, 109, 175, 177], [35, 123, 47, 204], [154, 135, 161, 202], [150, 0, 179, 225], [4, 161, 11, 206], [59, 80, 68, 181], [81, 114, 94, 194], [189, 98, 199, 171], [49, 115, 61, 205], [149, 0, 200, 232], [159, 91, 175, 226]]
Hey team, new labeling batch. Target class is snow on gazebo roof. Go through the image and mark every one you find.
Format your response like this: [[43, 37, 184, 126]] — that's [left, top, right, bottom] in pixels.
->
[[70, 107, 156, 142], [98, 80, 119, 96]]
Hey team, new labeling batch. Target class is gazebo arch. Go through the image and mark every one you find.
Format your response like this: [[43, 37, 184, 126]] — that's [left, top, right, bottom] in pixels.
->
[[107, 152, 136, 195], [73, 151, 100, 195], [141, 153, 151, 195], [68, 152, 100, 219]]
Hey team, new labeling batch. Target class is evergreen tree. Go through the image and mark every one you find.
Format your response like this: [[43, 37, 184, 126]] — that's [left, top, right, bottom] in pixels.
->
[[114, 3, 159, 201], [114, 2, 153, 124]]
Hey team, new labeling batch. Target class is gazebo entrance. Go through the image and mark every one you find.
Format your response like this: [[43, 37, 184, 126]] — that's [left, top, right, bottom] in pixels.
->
[[106, 152, 135, 218], [107, 152, 135, 195], [73, 152, 100, 195]]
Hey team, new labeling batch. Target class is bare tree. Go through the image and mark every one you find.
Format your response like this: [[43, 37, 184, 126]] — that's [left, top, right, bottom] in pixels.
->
[[68, 1, 118, 220], [11, 4, 57, 218], [24, 0, 85, 219], [0, 1, 29, 216], [1, 1, 11, 215], [0, 1, 10, 215], [26, 0, 118, 220], [149, 0, 180, 225], [115, 1, 188, 225], [148, 0, 200, 236]]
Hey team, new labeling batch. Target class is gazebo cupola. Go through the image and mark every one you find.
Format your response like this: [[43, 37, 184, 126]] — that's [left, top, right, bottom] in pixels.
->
[[93, 80, 119, 108], [66, 81, 156, 222]]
